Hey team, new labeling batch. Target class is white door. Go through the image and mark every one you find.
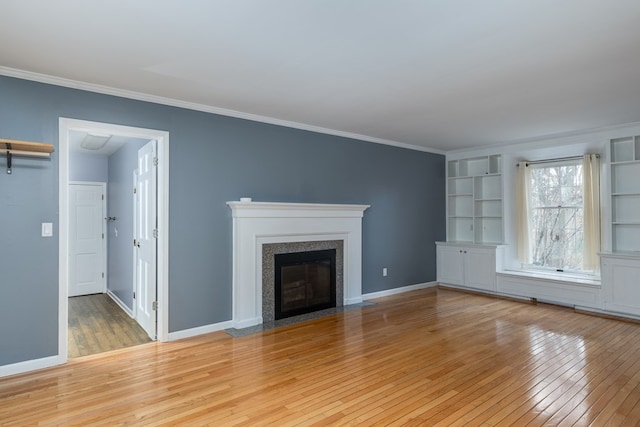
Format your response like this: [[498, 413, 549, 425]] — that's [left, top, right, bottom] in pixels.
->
[[135, 140, 157, 339], [69, 183, 106, 297]]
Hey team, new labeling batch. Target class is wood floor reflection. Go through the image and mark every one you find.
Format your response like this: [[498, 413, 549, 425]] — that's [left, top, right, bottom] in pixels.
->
[[3, 287, 640, 425]]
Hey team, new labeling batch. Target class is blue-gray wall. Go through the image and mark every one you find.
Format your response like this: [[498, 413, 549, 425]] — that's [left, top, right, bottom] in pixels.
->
[[106, 140, 148, 309], [0, 75, 445, 366], [69, 152, 108, 182]]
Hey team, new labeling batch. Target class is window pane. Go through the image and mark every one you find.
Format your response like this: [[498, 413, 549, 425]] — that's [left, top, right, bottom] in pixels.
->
[[529, 162, 584, 271]]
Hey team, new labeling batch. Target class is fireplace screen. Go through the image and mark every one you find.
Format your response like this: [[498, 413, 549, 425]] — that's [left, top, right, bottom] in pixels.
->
[[274, 249, 336, 320]]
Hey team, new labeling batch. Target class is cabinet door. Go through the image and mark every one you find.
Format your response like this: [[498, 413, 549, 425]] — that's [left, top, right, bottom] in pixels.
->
[[437, 245, 464, 286], [464, 248, 496, 291], [602, 258, 640, 316]]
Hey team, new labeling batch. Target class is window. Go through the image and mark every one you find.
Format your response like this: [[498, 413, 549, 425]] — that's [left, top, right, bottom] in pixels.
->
[[528, 160, 584, 271]]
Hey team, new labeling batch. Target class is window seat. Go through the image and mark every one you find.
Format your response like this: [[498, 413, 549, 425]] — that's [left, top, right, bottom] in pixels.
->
[[496, 270, 601, 309]]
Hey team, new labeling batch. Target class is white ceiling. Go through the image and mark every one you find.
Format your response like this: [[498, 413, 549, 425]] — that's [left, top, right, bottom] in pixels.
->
[[2, 0, 640, 152], [68, 131, 145, 156]]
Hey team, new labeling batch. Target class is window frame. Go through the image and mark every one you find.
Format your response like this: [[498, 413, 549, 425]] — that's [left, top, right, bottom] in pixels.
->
[[524, 158, 592, 275]]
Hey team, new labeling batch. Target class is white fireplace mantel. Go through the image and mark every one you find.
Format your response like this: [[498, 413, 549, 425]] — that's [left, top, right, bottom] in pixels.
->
[[227, 201, 370, 328]]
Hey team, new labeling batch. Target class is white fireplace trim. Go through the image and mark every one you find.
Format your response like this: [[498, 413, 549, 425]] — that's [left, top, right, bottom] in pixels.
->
[[227, 201, 370, 328]]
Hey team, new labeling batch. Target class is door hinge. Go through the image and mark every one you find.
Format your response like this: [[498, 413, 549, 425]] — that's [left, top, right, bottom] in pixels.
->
[[133, 187, 137, 194], [152, 301, 158, 311], [133, 291, 136, 300], [153, 229, 158, 239], [102, 233, 105, 239], [102, 272, 105, 278], [102, 194, 104, 200], [153, 157, 159, 167]]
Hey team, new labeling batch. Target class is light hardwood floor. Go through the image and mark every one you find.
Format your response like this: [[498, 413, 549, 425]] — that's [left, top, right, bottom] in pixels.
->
[[68, 294, 151, 357], [3, 287, 640, 425]]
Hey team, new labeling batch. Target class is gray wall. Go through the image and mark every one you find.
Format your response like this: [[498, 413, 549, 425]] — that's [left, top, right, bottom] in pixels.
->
[[69, 152, 108, 182], [106, 140, 148, 309], [0, 75, 445, 367]]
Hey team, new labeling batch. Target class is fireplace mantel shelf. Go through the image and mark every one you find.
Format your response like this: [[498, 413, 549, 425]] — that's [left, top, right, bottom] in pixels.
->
[[228, 200, 369, 328], [227, 201, 370, 218]]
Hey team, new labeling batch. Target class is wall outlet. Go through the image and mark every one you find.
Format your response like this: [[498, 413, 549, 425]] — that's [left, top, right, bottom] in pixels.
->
[[383, 268, 388, 277]]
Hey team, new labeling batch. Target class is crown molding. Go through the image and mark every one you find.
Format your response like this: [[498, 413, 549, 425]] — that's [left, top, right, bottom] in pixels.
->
[[446, 120, 640, 157], [0, 67, 443, 155]]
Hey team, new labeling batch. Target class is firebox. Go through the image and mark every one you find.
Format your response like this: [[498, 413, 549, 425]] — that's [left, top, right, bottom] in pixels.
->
[[274, 249, 337, 320]]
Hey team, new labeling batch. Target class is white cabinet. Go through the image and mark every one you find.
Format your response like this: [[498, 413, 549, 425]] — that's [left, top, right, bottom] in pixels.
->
[[436, 244, 465, 286], [609, 136, 640, 252], [447, 155, 503, 244], [436, 242, 503, 292], [601, 253, 640, 316]]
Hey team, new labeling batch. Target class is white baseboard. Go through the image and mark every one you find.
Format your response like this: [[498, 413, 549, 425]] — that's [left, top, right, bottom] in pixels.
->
[[345, 297, 364, 305], [167, 320, 235, 341], [0, 355, 65, 378], [106, 289, 134, 317], [362, 281, 437, 300]]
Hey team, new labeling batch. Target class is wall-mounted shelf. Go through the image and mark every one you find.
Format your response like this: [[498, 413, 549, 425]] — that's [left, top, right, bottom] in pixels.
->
[[0, 138, 54, 174]]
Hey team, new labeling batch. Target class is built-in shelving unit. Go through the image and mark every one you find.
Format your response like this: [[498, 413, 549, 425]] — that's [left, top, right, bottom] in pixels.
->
[[447, 154, 503, 244], [609, 136, 640, 252]]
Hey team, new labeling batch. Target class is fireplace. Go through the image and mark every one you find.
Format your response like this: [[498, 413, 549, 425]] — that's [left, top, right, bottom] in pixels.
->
[[262, 240, 343, 323], [227, 201, 369, 328], [275, 249, 336, 320]]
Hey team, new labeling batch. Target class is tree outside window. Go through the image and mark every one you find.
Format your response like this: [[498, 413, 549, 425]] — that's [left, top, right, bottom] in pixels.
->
[[528, 161, 584, 271]]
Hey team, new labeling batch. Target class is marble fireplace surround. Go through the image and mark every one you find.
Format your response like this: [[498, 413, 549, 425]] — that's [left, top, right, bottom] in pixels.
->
[[227, 201, 370, 328], [262, 240, 344, 323]]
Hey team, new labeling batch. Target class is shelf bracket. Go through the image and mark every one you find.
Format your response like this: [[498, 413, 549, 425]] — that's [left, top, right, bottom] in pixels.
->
[[6, 145, 11, 175]]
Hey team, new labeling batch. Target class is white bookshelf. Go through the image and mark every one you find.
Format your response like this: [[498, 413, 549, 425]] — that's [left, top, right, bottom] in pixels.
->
[[447, 155, 503, 244], [609, 136, 640, 252]]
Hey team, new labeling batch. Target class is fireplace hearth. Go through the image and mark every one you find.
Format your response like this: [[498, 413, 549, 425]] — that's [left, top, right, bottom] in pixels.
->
[[275, 249, 336, 320]]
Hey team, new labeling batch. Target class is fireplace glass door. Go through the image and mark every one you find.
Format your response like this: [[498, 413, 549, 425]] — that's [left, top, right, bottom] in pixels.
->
[[275, 249, 336, 320]]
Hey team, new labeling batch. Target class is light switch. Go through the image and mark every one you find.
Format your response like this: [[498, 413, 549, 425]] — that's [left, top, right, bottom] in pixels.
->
[[42, 222, 53, 237]]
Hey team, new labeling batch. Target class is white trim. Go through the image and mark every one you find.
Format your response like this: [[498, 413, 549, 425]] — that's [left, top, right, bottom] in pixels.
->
[[498, 269, 601, 287], [574, 305, 640, 322], [132, 170, 138, 319], [106, 289, 134, 318], [0, 66, 442, 155], [446, 121, 640, 158], [59, 118, 171, 371], [167, 321, 234, 341], [0, 355, 64, 378], [362, 282, 438, 300]]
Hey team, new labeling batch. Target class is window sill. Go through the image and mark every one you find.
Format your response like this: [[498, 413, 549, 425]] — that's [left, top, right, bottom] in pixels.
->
[[497, 269, 601, 287]]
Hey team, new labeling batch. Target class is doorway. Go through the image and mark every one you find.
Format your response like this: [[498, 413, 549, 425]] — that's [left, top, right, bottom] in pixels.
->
[[58, 118, 170, 362]]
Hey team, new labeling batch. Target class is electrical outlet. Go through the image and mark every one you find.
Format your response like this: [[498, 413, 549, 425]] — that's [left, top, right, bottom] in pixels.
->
[[383, 268, 388, 277]]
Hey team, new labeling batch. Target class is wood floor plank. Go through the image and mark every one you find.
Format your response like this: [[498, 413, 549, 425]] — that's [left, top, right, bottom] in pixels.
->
[[68, 293, 151, 357], [4, 287, 640, 425]]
